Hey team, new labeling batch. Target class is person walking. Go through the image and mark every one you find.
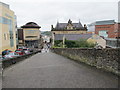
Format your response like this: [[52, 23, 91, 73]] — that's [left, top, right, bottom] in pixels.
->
[[44, 43, 48, 52]]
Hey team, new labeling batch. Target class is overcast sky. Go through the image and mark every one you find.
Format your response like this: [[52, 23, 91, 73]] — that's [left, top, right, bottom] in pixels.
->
[[0, 0, 119, 31]]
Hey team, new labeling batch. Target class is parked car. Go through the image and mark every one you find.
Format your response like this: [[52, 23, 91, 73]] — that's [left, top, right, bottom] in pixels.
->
[[28, 48, 34, 52], [15, 49, 25, 55], [18, 46, 26, 49], [3, 52, 19, 59], [2, 49, 12, 56], [22, 48, 31, 54]]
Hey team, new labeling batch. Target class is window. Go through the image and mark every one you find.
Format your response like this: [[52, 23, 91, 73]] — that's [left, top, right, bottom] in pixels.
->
[[4, 33, 6, 40], [0, 17, 2, 23], [7, 34, 9, 40], [25, 36, 37, 38], [99, 30, 108, 38]]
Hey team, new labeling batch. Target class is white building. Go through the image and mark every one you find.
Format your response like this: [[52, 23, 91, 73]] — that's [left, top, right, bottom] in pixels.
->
[[87, 22, 96, 33]]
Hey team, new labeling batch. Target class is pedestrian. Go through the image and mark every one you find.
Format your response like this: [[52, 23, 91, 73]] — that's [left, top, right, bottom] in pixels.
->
[[44, 44, 48, 52], [47, 43, 50, 49]]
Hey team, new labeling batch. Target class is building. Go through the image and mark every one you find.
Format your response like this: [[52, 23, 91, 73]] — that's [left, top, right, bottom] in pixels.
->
[[114, 23, 120, 38], [87, 22, 96, 33], [18, 22, 41, 48], [87, 34, 106, 48], [95, 20, 120, 48], [95, 20, 117, 38], [105, 23, 120, 48], [106, 38, 120, 48], [0, 2, 17, 54], [54, 34, 92, 41], [51, 19, 88, 46]]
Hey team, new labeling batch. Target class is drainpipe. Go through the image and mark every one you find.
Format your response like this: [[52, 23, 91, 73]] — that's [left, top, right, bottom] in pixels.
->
[[63, 34, 65, 48]]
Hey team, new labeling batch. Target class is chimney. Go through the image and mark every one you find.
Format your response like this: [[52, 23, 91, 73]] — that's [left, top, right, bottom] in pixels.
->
[[51, 25, 54, 30], [84, 24, 87, 30]]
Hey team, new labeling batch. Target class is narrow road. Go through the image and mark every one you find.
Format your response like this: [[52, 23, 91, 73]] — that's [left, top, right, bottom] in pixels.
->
[[0, 62, 2, 90], [2, 51, 118, 88]]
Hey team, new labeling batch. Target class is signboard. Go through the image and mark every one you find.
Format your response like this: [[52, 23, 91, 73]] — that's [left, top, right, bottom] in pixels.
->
[[99, 30, 108, 38]]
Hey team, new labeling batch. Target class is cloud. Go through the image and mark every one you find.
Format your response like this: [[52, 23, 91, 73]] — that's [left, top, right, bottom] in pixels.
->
[[1, 0, 119, 3], [0, 0, 118, 31]]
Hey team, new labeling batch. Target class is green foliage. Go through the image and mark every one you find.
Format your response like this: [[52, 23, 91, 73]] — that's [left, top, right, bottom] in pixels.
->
[[54, 40, 63, 47], [51, 46, 63, 48], [54, 39, 96, 48], [65, 40, 76, 48], [41, 31, 52, 36]]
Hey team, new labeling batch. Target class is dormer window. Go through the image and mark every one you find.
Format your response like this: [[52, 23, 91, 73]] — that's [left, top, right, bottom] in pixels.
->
[[67, 25, 73, 30]]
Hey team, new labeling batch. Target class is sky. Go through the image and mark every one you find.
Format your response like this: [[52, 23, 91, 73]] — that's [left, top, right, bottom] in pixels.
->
[[0, 0, 119, 31]]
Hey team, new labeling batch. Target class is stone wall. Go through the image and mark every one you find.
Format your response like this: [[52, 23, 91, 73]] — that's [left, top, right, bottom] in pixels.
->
[[51, 48, 120, 76]]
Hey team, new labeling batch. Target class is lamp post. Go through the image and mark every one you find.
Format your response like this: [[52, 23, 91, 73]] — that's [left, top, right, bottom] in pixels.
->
[[52, 32, 55, 47], [63, 34, 65, 48]]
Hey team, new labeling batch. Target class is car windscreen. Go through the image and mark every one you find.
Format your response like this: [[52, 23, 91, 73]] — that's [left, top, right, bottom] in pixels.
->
[[15, 51, 21, 52], [23, 49, 27, 50], [9, 53, 19, 55], [8, 53, 14, 55]]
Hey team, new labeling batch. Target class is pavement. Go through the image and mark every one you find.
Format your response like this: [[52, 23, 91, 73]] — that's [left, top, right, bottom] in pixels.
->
[[0, 62, 2, 90], [2, 50, 118, 88]]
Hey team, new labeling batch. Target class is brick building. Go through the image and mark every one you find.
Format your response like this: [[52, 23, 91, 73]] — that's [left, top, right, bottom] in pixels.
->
[[114, 23, 120, 38], [95, 20, 117, 38], [95, 20, 120, 48]]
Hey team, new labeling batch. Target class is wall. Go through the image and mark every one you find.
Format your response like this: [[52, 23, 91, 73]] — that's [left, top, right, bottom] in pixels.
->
[[0, 2, 16, 54], [52, 31, 87, 34], [51, 48, 120, 76], [2, 50, 41, 69], [106, 38, 120, 48], [95, 24, 116, 38], [87, 34, 106, 48], [0, 5, 2, 54], [23, 28, 40, 41], [114, 23, 120, 38]]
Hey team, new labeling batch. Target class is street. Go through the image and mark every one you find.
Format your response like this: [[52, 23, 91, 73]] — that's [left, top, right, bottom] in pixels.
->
[[0, 62, 2, 90], [2, 51, 118, 88]]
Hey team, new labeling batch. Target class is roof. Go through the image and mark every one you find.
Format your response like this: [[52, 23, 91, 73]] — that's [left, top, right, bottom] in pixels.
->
[[0, 2, 9, 9], [96, 20, 115, 25], [21, 22, 41, 28], [54, 19, 85, 30], [54, 34, 92, 40]]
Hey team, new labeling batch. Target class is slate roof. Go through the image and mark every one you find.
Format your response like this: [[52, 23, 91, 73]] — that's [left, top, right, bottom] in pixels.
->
[[55, 23, 67, 30], [54, 34, 92, 40], [54, 20, 85, 30], [21, 22, 41, 28]]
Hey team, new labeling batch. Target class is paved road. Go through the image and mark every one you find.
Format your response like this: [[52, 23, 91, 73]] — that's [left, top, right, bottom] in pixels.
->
[[2, 51, 118, 88], [0, 62, 2, 90]]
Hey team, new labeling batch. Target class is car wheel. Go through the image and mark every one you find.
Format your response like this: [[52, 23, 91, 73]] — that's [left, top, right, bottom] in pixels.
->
[[12, 60, 16, 64]]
